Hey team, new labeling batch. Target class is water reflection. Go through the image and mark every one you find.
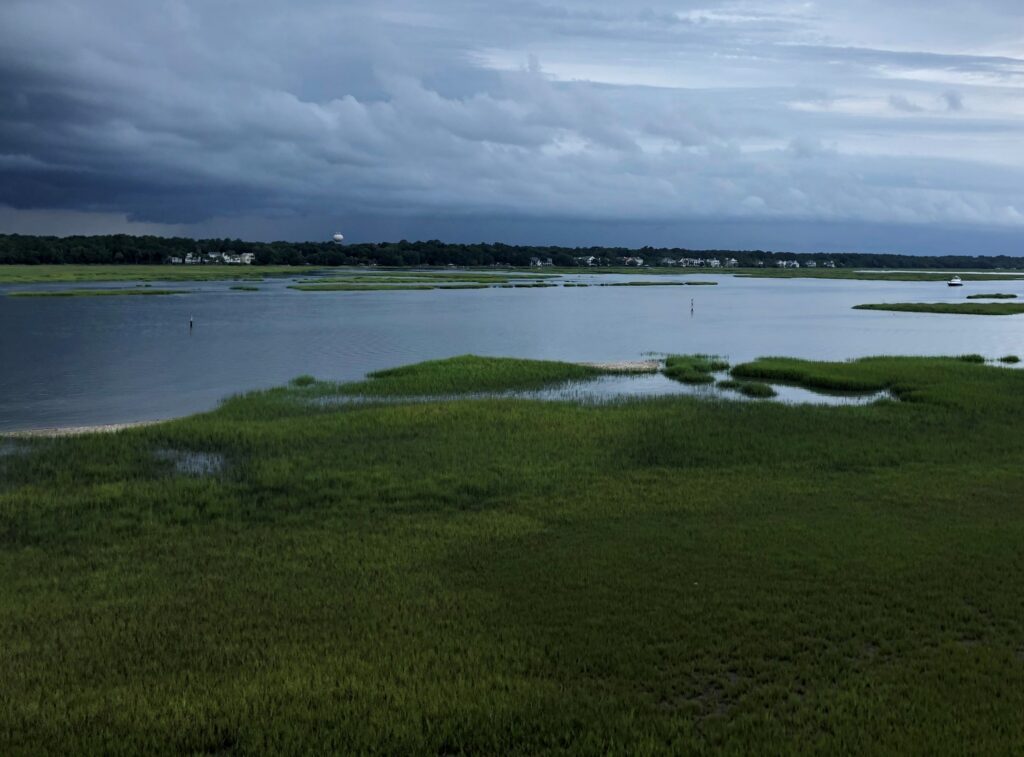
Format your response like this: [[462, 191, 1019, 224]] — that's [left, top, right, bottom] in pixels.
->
[[312, 372, 891, 408]]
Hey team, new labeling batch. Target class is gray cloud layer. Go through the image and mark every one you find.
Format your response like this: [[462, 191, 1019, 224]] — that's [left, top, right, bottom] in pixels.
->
[[2, 0, 1024, 250]]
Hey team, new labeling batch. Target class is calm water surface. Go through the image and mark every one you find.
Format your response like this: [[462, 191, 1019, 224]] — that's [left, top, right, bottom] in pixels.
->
[[2, 272, 1023, 430]]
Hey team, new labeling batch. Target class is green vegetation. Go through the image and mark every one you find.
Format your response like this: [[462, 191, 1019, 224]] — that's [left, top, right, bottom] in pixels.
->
[[966, 293, 1017, 299], [958, 354, 986, 364], [8, 288, 189, 298], [4, 354, 1024, 751], [717, 378, 777, 398], [230, 285, 260, 291], [663, 354, 730, 384], [322, 355, 608, 396], [999, 355, 1020, 364], [853, 302, 1024, 316], [0, 264, 298, 284]]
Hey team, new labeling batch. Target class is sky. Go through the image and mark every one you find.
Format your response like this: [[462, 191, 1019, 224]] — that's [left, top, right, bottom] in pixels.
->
[[1, 1, 1024, 254]]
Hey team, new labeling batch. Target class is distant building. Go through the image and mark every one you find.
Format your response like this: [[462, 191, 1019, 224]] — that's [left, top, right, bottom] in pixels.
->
[[805, 260, 817, 268], [530, 256, 553, 267], [574, 255, 597, 267], [707, 258, 722, 268], [659, 257, 678, 267], [823, 260, 836, 268], [622, 256, 644, 267], [724, 258, 739, 268], [776, 260, 800, 268]]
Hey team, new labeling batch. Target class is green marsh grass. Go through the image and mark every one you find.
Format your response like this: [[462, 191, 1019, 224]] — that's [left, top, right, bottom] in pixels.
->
[[5, 355, 1024, 752], [0, 264, 297, 284], [312, 355, 608, 397], [8, 288, 189, 297], [717, 378, 777, 398], [998, 355, 1020, 364], [853, 302, 1024, 316], [663, 354, 730, 384], [966, 293, 1017, 299]]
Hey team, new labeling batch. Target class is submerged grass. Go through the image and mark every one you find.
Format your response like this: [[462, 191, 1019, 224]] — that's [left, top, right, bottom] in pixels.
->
[[6, 355, 1024, 752], [853, 302, 1024, 316], [8, 288, 189, 297]]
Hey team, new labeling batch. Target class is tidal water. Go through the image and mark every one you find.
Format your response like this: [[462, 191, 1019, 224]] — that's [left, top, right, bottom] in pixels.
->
[[2, 272, 1023, 430]]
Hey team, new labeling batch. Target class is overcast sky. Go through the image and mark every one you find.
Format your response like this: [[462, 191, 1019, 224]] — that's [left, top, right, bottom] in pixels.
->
[[2, 0, 1024, 253]]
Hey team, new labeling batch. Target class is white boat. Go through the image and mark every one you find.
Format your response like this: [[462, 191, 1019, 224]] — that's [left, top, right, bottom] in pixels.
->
[[948, 276, 963, 287]]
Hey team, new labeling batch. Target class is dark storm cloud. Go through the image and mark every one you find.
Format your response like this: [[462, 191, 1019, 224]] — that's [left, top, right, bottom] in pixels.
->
[[1, 0, 1024, 249]]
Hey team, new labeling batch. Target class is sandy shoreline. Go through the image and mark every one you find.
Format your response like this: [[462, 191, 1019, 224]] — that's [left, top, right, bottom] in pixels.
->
[[580, 360, 661, 373], [3, 420, 165, 439]]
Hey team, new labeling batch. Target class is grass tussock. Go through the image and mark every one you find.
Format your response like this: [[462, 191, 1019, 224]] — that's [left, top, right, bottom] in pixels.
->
[[663, 354, 730, 384], [5, 354, 1024, 752], [966, 293, 1017, 299], [717, 378, 777, 398], [853, 302, 1024, 316]]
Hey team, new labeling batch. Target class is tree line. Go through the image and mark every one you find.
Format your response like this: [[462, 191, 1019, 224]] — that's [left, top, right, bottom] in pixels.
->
[[1, 233, 1021, 269]]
